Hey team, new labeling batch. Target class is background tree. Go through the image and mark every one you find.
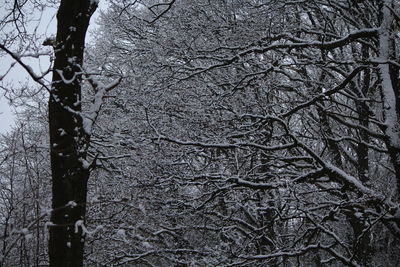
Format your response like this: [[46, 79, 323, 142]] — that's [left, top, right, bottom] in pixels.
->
[[87, 0, 400, 265], [0, 99, 50, 266], [1, 0, 400, 266]]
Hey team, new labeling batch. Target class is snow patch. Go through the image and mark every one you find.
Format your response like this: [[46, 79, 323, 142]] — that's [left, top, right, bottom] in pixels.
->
[[58, 128, 67, 136], [66, 201, 78, 208]]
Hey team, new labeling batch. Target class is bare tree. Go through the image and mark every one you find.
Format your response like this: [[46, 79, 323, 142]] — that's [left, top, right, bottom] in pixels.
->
[[1, 0, 400, 266], [89, 0, 400, 265]]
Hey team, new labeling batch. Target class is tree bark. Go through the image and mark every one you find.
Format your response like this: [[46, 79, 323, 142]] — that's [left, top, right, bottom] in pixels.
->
[[48, 1, 97, 266], [378, 0, 400, 199]]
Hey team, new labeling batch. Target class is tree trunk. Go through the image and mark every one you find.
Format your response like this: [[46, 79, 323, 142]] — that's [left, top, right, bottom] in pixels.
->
[[48, 1, 97, 266], [378, 0, 400, 199]]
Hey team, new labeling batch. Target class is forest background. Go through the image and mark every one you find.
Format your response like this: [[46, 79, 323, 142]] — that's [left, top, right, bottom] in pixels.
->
[[1, 0, 400, 266]]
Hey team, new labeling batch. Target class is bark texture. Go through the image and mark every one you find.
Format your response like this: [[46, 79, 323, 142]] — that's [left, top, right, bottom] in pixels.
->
[[48, 1, 97, 266]]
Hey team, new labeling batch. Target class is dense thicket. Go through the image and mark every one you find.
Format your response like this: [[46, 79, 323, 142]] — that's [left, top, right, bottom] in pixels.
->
[[1, 0, 400, 266]]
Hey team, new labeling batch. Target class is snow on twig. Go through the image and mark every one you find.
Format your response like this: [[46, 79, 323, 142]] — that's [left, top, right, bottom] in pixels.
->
[[82, 76, 122, 136]]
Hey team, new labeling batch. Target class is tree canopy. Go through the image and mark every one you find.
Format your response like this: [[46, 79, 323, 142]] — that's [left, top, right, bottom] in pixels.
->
[[1, 0, 400, 266]]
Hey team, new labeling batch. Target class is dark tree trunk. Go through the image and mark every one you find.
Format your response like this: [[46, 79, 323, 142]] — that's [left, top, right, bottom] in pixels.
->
[[388, 42, 400, 199], [48, 1, 97, 266]]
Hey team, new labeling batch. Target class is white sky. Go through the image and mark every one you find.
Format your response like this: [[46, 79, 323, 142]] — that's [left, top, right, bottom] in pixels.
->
[[0, 0, 106, 134]]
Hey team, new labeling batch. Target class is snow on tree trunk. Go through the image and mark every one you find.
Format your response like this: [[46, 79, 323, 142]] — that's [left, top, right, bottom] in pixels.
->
[[48, 1, 97, 266]]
